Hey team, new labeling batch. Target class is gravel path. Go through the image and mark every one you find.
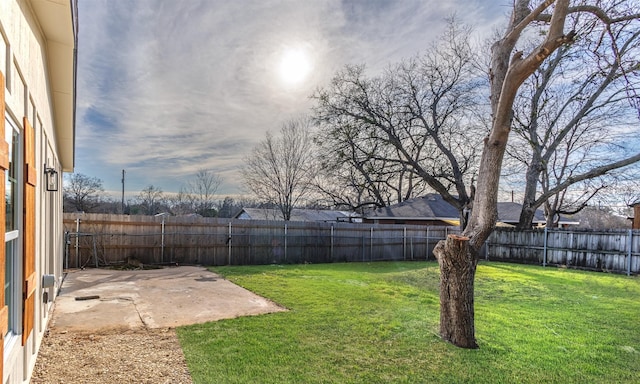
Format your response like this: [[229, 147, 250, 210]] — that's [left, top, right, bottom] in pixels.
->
[[31, 327, 192, 384]]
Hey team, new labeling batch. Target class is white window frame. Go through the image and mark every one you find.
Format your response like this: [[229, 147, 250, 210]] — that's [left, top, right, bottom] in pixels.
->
[[4, 115, 22, 349]]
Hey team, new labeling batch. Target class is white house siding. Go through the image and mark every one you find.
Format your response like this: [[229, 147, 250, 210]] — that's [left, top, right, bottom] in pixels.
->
[[0, 1, 75, 383]]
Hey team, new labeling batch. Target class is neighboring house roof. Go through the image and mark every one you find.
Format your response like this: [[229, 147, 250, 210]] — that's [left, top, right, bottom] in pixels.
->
[[495, 202, 544, 224], [366, 194, 459, 221], [495, 202, 579, 225], [365, 194, 579, 226], [235, 208, 359, 222]]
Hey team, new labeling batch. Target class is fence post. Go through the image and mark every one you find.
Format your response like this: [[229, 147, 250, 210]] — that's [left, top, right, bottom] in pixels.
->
[[543, 226, 548, 267], [484, 230, 490, 261], [403, 227, 407, 261], [227, 222, 232, 265], [160, 216, 165, 264], [628, 229, 633, 276], [75, 217, 80, 268], [284, 224, 288, 262], [410, 236, 414, 260], [426, 227, 429, 260], [331, 225, 334, 261], [94, 236, 99, 267], [568, 230, 574, 267], [370, 227, 373, 261], [362, 231, 365, 262], [64, 231, 69, 270]]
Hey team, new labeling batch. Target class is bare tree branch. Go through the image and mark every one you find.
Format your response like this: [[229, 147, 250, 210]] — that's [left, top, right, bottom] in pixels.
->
[[242, 117, 315, 220]]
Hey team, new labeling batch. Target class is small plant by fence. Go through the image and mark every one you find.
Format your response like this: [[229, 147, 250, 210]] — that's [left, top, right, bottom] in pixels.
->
[[63, 213, 639, 275]]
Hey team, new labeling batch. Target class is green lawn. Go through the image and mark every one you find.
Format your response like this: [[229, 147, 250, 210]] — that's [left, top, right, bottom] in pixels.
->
[[177, 262, 640, 383]]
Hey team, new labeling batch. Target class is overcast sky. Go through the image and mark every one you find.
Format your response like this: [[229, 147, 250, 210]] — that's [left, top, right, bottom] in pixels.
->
[[75, 0, 509, 198]]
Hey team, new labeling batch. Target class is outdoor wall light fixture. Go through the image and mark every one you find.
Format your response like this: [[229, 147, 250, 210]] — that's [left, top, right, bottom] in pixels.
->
[[44, 166, 59, 191]]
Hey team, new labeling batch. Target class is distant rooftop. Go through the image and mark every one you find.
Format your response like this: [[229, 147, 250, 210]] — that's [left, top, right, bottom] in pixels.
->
[[366, 194, 578, 225], [235, 208, 359, 222], [366, 194, 458, 220]]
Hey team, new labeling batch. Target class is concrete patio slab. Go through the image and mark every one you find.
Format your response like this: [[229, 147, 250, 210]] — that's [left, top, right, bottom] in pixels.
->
[[51, 266, 286, 331]]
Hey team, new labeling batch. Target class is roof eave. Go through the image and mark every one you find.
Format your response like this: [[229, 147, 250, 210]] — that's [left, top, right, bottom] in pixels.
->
[[29, 0, 77, 172]]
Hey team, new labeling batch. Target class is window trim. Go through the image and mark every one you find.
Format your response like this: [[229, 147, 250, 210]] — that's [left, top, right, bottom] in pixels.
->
[[4, 114, 22, 345]]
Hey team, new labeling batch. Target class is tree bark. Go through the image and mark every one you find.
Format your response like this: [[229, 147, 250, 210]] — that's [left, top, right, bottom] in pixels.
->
[[517, 154, 544, 228], [433, 235, 478, 349], [434, 0, 574, 349]]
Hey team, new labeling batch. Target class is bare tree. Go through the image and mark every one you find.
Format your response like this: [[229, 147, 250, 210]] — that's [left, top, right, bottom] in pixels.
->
[[137, 185, 165, 215], [217, 196, 244, 218], [574, 205, 630, 229], [184, 169, 222, 217], [505, 12, 640, 228], [63, 173, 105, 212], [616, 173, 640, 207], [313, 21, 485, 224], [433, 0, 640, 349], [241, 118, 315, 221], [166, 188, 195, 216], [312, 114, 429, 212], [589, 170, 640, 217]]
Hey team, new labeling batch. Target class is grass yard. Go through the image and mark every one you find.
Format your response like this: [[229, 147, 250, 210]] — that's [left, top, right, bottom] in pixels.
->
[[177, 262, 640, 383]]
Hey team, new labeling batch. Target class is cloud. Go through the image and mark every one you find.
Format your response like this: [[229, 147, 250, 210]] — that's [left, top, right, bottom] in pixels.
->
[[76, 0, 508, 196]]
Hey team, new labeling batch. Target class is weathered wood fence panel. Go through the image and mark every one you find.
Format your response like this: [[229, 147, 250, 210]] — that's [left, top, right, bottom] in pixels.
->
[[64, 214, 638, 275], [63, 213, 458, 268], [487, 228, 640, 275]]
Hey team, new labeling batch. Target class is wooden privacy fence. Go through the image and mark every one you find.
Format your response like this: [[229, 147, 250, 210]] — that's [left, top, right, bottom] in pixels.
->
[[63, 214, 639, 275], [63, 213, 459, 268], [487, 227, 640, 276]]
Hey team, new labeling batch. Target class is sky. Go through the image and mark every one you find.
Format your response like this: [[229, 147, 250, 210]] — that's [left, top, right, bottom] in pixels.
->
[[75, 0, 509, 199]]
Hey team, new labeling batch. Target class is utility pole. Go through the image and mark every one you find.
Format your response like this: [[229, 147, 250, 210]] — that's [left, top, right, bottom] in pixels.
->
[[121, 169, 126, 214]]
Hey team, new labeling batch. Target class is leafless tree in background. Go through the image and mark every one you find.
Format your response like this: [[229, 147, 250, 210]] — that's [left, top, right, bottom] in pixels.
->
[[167, 188, 194, 216], [617, 173, 640, 207], [573, 205, 631, 229], [216, 196, 254, 218], [137, 184, 165, 215], [241, 118, 315, 221], [313, 21, 485, 223], [589, 170, 640, 218], [63, 173, 106, 212], [183, 169, 222, 217], [312, 112, 430, 212]]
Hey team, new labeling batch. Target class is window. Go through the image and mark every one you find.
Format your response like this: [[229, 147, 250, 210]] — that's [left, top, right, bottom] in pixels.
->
[[5, 120, 17, 232], [4, 116, 21, 339]]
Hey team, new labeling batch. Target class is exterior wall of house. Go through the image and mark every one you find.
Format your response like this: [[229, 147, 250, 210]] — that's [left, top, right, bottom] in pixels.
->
[[0, 1, 74, 383]]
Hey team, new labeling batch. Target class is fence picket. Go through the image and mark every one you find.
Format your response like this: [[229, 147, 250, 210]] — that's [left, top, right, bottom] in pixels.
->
[[63, 214, 638, 275]]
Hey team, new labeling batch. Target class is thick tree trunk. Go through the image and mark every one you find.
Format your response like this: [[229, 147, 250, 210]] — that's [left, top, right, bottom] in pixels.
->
[[517, 158, 543, 229], [517, 205, 537, 229], [544, 202, 559, 228], [433, 235, 479, 349], [433, 0, 573, 350]]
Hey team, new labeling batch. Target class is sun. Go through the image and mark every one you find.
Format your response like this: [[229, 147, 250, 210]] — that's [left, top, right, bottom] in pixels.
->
[[278, 47, 312, 86]]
